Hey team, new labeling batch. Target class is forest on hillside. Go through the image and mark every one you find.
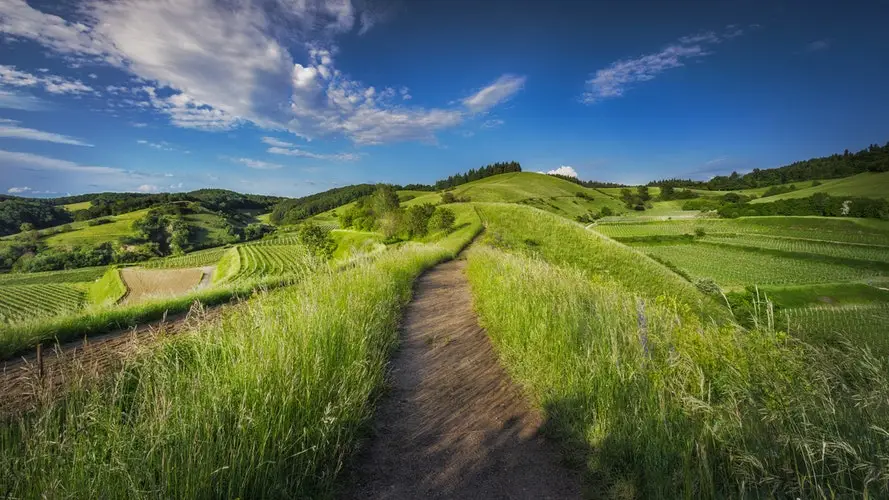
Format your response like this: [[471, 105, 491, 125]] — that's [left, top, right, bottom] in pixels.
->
[[651, 142, 889, 190]]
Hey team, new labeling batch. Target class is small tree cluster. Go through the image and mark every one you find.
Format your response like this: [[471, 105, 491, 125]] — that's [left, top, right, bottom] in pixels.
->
[[297, 223, 336, 259]]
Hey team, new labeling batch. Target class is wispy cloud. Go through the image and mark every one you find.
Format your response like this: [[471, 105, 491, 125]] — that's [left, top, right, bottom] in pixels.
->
[[267, 146, 360, 161], [230, 157, 284, 170], [0, 149, 122, 175], [0, 65, 95, 95], [481, 119, 504, 129], [135, 139, 185, 152], [463, 75, 526, 113], [0, 120, 93, 146], [0, 89, 47, 111], [7, 186, 31, 194], [583, 26, 748, 104], [261, 136, 298, 148], [806, 39, 831, 52]]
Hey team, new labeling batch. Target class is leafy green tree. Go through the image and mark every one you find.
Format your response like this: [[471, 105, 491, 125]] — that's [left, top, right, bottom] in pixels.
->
[[428, 207, 456, 232], [404, 203, 436, 238], [297, 223, 336, 259]]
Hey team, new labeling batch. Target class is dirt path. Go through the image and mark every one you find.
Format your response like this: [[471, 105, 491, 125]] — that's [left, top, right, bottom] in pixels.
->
[[343, 259, 582, 499], [0, 305, 220, 417]]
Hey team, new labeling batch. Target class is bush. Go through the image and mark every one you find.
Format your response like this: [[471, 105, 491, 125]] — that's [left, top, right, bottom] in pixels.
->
[[87, 218, 113, 226], [428, 207, 456, 232], [403, 204, 436, 238]]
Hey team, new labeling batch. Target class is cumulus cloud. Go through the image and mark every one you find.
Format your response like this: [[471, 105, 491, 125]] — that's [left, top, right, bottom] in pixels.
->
[[583, 27, 745, 104], [7, 186, 31, 193], [0, 65, 95, 95], [462, 75, 526, 113], [0, 120, 93, 146], [546, 166, 578, 178], [136, 184, 160, 193], [0, 0, 520, 145]]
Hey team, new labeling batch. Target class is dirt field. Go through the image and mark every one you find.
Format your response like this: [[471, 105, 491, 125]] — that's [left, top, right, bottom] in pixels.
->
[[343, 259, 582, 499], [119, 267, 210, 305]]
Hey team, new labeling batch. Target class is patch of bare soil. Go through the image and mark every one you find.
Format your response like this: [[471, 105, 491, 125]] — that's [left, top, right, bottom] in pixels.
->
[[343, 259, 582, 499], [0, 304, 220, 418], [120, 267, 204, 305]]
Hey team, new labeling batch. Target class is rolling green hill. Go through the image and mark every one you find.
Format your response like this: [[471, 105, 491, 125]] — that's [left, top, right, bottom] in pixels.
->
[[403, 172, 627, 219], [749, 171, 889, 203]]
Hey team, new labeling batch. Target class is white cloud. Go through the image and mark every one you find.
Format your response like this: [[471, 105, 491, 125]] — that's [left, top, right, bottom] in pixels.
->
[[267, 146, 359, 161], [231, 157, 285, 170], [546, 166, 578, 178], [462, 75, 526, 113], [482, 118, 504, 129], [0, 0, 519, 145], [0, 65, 95, 95], [136, 184, 160, 193], [807, 39, 830, 52], [130, 122, 148, 128], [583, 28, 743, 104], [0, 89, 47, 110], [0, 121, 93, 146], [0, 149, 122, 175], [262, 136, 298, 148], [135, 139, 178, 152], [7, 186, 31, 193]]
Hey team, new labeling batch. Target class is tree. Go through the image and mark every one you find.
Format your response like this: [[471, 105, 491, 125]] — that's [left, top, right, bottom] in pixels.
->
[[428, 207, 456, 232], [404, 204, 436, 238], [18, 222, 34, 233], [297, 222, 336, 259]]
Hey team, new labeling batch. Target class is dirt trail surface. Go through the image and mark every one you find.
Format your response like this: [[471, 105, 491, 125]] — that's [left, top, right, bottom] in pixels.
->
[[0, 306, 219, 417], [343, 259, 582, 499]]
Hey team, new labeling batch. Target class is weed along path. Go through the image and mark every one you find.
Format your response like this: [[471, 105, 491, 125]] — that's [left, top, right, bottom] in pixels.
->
[[343, 259, 582, 499]]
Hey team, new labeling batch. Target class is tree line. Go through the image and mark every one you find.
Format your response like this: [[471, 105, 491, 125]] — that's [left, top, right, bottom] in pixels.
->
[[337, 185, 456, 241], [650, 142, 889, 191]]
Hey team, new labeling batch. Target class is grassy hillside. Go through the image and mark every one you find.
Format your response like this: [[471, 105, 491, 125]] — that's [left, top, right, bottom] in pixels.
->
[[61, 201, 92, 212], [403, 172, 626, 219], [42, 209, 149, 247], [749, 171, 889, 203]]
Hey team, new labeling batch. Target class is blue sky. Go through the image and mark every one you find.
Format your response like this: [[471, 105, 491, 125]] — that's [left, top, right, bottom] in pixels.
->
[[0, 0, 887, 197]]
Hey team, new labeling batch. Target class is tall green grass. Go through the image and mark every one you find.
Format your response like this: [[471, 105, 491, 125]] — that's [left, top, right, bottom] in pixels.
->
[[476, 203, 729, 321], [0, 213, 481, 497], [466, 246, 889, 497]]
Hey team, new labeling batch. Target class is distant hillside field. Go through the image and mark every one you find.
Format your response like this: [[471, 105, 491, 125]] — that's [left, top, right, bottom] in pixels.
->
[[404, 172, 626, 219], [749, 171, 889, 203]]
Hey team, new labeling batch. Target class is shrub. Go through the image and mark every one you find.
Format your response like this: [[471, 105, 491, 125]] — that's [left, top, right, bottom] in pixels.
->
[[428, 207, 456, 232], [297, 223, 336, 259]]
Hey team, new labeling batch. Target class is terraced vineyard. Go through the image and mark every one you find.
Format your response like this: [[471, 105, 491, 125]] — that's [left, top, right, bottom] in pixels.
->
[[702, 235, 889, 263], [786, 304, 889, 354], [640, 243, 885, 287], [141, 247, 226, 269], [596, 216, 889, 245], [0, 284, 85, 323], [0, 266, 107, 286], [226, 244, 314, 282]]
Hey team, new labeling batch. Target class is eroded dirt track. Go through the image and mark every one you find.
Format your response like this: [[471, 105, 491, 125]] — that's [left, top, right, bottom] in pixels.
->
[[343, 259, 582, 499]]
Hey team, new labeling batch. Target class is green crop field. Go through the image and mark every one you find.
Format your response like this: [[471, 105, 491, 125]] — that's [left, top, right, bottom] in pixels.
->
[[0, 266, 107, 285], [0, 283, 85, 323], [596, 216, 889, 244], [786, 304, 889, 353], [222, 245, 313, 282], [702, 234, 889, 263], [141, 247, 227, 269], [639, 242, 885, 287]]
